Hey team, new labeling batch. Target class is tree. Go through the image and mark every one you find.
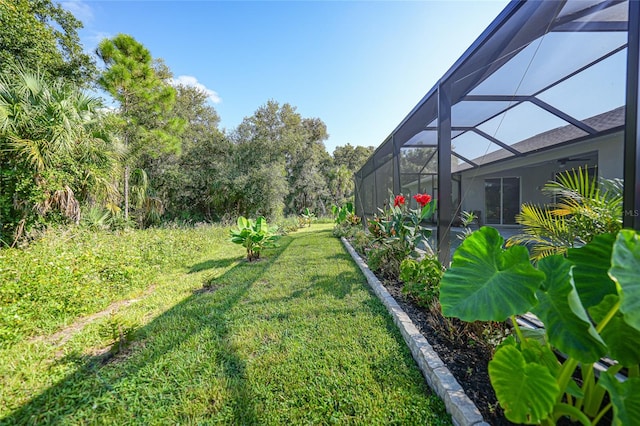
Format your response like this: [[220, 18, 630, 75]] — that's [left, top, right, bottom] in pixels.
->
[[0, 66, 117, 245], [140, 80, 231, 222], [326, 144, 374, 206], [0, 0, 96, 86], [286, 118, 330, 214], [232, 101, 330, 218], [326, 164, 353, 206], [96, 34, 183, 221], [333, 143, 374, 171]]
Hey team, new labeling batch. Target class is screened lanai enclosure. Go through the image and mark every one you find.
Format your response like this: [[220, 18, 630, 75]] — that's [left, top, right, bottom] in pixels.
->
[[354, 0, 640, 264]]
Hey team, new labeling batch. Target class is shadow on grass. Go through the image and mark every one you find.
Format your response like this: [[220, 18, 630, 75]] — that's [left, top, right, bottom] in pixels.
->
[[1, 237, 293, 425], [288, 271, 361, 300], [187, 257, 239, 274]]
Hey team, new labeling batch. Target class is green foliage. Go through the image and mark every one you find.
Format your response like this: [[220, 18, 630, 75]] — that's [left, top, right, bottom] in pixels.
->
[[229, 216, 280, 261], [0, 225, 449, 424], [332, 202, 358, 225], [97, 34, 183, 220], [326, 144, 373, 209], [0, 226, 215, 347], [300, 207, 316, 227], [457, 210, 478, 242], [371, 194, 436, 259], [80, 206, 113, 230], [331, 202, 362, 238], [233, 101, 329, 218], [0, 66, 118, 245], [440, 226, 640, 425], [332, 143, 375, 172], [489, 342, 560, 424], [366, 241, 407, 280], [399, 256, 443, 307], [507, 167, 623, 260], [146, 84, 232, 222], [352, 229, 371, 254], [275, 216, 302, 235], [0, 0, 96, 86]]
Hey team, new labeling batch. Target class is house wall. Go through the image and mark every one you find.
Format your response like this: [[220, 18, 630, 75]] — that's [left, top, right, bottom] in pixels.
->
[[457, 131, 623, 224]]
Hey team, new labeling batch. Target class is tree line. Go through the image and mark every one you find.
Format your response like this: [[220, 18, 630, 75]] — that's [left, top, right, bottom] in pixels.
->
[[0, 0, 373, 246]]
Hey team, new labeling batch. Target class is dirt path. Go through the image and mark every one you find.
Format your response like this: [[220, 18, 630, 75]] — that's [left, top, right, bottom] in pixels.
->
[[29, 285, 157, 348]]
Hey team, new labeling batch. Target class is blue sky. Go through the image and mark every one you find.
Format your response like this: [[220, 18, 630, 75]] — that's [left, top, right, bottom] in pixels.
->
[[61, 0, 510, 154]]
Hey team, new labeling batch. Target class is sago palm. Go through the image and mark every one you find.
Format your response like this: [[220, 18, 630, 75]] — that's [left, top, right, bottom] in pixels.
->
[[506, 166, 622, 260]]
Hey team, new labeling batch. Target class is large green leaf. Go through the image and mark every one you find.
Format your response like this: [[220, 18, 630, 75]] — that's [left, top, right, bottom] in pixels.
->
[[518, 337, 584, 398], [598, 372, 640, 426], [255, 216, 267, 233], [440, 227, 544, 321], [567, 233, 617, 309], [532, 255, 606, 363], [609, 230, 640, 331], [519, 337, 561, 375], [489, 344, 559, 424], [590, 294, 640, 365], [237, 216, 250, 230]]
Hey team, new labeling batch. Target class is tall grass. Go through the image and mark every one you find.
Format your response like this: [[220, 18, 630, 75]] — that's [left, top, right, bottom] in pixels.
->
[[0, 225, 235, 346]]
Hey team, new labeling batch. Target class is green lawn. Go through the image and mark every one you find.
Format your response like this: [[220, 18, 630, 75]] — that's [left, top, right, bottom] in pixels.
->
[[0, 224, 450, 425]]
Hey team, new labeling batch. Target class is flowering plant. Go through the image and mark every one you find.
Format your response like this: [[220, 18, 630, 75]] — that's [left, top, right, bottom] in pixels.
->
[[371, 193, 436, 258], [413, 193, 432, 207]]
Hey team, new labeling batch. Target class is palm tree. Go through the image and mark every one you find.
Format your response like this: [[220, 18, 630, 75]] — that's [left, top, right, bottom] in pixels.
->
[[506, 166, 623, 261], [0, 66, 119, 244]]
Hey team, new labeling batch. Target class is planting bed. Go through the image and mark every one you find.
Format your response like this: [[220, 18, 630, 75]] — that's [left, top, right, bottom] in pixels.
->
[[342, 237, 513, 425], [380, 278, 511, 425]]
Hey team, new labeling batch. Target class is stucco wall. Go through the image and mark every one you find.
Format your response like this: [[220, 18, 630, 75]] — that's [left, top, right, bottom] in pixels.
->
[[457, 131, 623, 224]]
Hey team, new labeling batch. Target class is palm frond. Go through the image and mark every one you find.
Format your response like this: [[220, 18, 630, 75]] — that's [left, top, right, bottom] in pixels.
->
[[506, 203, 574, 261]]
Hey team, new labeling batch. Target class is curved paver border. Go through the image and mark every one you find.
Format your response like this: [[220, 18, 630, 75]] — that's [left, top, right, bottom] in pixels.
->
[[341, 237, 489, 426]]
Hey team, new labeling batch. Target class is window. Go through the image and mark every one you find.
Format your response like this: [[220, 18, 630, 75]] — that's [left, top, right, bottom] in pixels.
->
[[485, 177, 520, 225]]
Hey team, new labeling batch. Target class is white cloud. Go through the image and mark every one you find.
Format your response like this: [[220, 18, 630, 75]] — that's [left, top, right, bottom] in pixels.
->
[[171, 75, 222, 104], [60, 0, 94, 23]]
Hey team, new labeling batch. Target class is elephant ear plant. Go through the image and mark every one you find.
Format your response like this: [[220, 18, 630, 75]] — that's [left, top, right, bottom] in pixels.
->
[[230, 216, 279, 261], [439, 226, 640, 425]]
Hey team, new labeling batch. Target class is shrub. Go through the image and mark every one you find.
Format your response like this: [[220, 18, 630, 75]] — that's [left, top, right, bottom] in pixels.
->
[[352, 229, 371, 255], [399, 256, 443, 307], [229, 216, 279, 261], [366, 241, 406, 280], [332, 202, 360, 226], [275, 216, 301, 235], [507, 167, 623, 260], [299, 207, 316, 227]]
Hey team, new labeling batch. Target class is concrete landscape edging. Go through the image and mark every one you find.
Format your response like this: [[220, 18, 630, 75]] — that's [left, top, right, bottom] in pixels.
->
[[341, 237, 489, 426]]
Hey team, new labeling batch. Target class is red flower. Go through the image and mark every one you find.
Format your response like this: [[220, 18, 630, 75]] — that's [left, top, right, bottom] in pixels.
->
[[413, 193, 432, 207], [394, 195, 406, 207]]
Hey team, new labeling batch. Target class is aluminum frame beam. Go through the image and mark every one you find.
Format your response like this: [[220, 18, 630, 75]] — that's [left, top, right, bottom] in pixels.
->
[[623, 0, 639, 229], [437, 82, 453, 266]]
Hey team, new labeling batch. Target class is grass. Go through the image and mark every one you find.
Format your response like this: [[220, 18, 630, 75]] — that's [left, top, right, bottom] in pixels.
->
[[0, 224, 450, 425], [0, 225, 227, 346]]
